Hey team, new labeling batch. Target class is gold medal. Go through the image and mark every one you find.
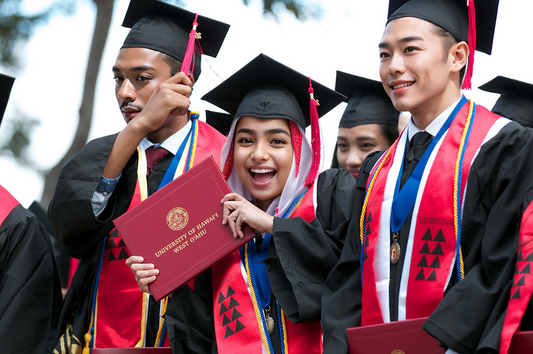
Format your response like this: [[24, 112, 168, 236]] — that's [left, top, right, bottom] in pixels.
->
[[264, 306, 274, 335], [391, 233, 401, 264]]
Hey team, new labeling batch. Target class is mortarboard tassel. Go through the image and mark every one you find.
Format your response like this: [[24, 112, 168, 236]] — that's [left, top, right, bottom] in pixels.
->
[[305, 77, 322, 187], [181, 13, 199, 80], [462, 0, 476, 90]]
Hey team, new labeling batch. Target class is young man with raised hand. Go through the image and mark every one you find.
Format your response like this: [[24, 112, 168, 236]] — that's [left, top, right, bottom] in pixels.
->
[[47, 0, 229, 351]]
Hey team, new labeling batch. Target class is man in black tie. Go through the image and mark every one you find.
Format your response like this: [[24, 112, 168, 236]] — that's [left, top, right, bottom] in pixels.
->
[[321, 1, 533, 353]]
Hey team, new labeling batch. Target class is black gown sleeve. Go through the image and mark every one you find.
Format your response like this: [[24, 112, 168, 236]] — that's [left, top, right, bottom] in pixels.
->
[[0, 204, 63, 354], [423, 122, 533, 354], [264, 168, 357, 323], [165, 270, 217, 354], [48, 134, 138, 259], [320, 152, 383, 354]]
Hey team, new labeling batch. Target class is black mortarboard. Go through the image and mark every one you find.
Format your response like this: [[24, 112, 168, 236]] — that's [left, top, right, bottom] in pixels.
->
[[479, 76, 533, 128], [336, 71, 399, 129], [205, 110, 233, 136], [387, 0, 498, 54], [0, 73, 15, 127], [121, 0, 230, 81], [387, 0, 499, 89], [201, 54, 345, 129]]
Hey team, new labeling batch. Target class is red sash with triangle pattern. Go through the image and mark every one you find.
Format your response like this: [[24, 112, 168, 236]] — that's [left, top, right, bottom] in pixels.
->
[[362, 104, 500, 325], [500, 200, 533, 353], [212, 189, 322, 353], [93, 121, 225, 347]]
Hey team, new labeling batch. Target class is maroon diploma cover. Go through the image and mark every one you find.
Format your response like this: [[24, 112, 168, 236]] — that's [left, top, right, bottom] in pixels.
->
[[509, 331, 533, 353], [114, 156, 254, 301], [347, 317, 444, 354]]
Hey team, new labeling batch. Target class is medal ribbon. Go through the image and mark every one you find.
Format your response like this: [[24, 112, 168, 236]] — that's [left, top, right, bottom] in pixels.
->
[[240, 188, 309, 354], [390, 96, 467, 234]]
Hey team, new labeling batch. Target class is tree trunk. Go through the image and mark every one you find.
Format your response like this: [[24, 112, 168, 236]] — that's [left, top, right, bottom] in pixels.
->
[[40, 0, 114, 207]]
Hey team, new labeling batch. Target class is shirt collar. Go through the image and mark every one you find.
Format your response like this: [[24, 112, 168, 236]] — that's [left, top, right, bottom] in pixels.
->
[[407, 97, 462, 140], [139, 119, 192, 153]]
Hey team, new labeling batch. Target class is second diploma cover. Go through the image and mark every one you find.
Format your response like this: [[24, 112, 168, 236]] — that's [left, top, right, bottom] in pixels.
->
[[114, 156, 254, 301]]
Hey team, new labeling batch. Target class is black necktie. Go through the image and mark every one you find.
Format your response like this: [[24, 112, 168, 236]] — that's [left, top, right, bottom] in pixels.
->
[[401, 131, 433, 188]]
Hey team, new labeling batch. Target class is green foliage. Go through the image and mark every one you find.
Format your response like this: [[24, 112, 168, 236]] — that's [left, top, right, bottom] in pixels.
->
[[0, 106, 41, 170], [244, 0, 321, 20], [0, 0, 78, 68]]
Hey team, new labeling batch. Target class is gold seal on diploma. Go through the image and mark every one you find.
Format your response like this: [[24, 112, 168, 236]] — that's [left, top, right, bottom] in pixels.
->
[[391, 350, 405, 354], [167, 207, 189, 231]]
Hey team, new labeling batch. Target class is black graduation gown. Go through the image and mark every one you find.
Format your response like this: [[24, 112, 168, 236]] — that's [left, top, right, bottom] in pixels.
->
[[47, 134, 176, 352], [321, 121, 533, 354], [0, 201, 62, 354], [165, 168, 356, 353]]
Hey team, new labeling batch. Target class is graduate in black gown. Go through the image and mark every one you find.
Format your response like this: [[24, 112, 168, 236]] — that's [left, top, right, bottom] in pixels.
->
[[0, 73, 62, 353], [47, 0, 229, 351], [130, 54, 354, 353], [330, 71, 399, 178], [321, 1, 533, 353], [479, 75, 533, 128]]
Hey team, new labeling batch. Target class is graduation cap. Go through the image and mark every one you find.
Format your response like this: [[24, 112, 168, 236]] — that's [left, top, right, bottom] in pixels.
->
[[205, 110, 233, 136], [335, 71, 399, 129], [202, 53, 345, 186], [0, 73, 15, 127], [479, 76, 533, 128], [387, 0, 500, 89], [202, 54, 345, 129], [121, 0, 230, 81]]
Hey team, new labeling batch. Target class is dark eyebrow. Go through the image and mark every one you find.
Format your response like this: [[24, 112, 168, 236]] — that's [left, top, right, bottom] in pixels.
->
[[356, 136, 378, 142], [378, 35, 424, 49], [112, 65, 157, 73], [236, 127, 291, 136]]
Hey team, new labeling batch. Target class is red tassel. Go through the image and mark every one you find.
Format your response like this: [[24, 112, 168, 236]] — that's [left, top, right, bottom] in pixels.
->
[[462, 0, 476, 90], [305, 77, 321, 187], [290, 121, 302, 178], [181, 13, 199, 80], [222, 143, 234, 181]]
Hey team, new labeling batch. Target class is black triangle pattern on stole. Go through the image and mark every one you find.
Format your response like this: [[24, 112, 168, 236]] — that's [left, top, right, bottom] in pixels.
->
[[220, 285, 246, 337], [232, 308, 243, 320], [525, 251, 533, 261], [431, 243, 444, 256], [117, 248, 130, 260], [108, 239, 117, 249], [515, 275, 526, 287], [433, 230, 446, 242], [415, 269, 426, 280], [426, 270, 437, 281], [429, 256, 441, 269], [117, 239, 126, 248], [219, 303, 229, 316], [511, 287, 521, 299], [520, 263, 531, 274], [222, 314, 232, 326], [422, 229, 433, 241], [417, 255, 429, 268], [218, 291, 227, 304], [107, 250, 117, 261], [420, 242, 431, 254]]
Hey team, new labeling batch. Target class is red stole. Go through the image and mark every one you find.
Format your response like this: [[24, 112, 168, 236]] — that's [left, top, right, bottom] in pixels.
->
[[93, 121, 225, 348], [211, 189, 322, 353], [500, 201, 533, 354], [362, 103, 502, 325], [0, 185, 20, 225]]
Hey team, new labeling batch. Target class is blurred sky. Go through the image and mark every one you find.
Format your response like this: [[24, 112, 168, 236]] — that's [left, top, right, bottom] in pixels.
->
[[1, 0, 533, 206]]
